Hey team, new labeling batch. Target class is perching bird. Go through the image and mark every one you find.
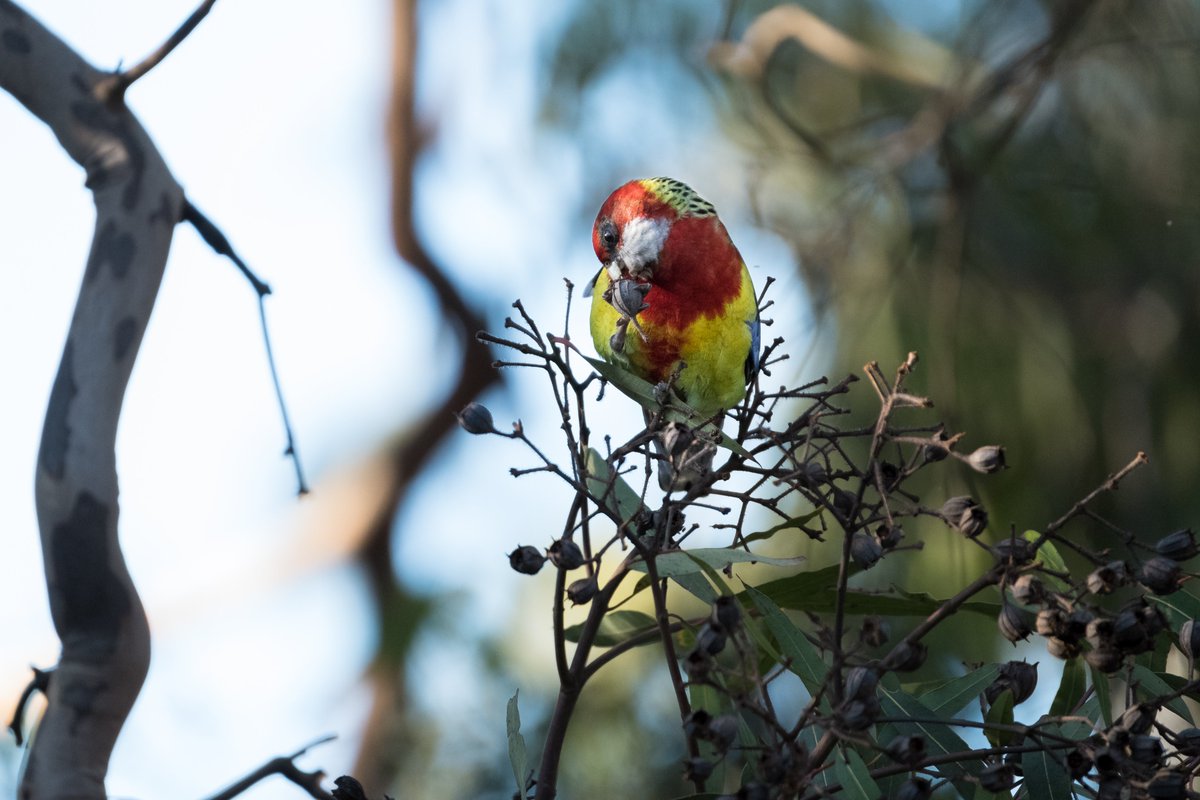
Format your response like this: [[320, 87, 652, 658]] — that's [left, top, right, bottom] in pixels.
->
[[587, 177, 760, 489], [587, 177, 760, 418]]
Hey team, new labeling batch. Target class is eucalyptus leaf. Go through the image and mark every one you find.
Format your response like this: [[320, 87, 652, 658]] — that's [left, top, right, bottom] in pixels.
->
[[563, 609, 657, 647], [506, 691, 528, 797], [1020, 749, 1073, 799], [984, 688, 1015, 747], [1050, 658, 1086, 717], [1130, 664, 1195, 724], [743, 585, 827, 693], [585, 446, 646, 523], [878, 675, 981, 789], [834, 748, 880, 798], [630, 547, 806, 579], [915, 663, 1000, 717]]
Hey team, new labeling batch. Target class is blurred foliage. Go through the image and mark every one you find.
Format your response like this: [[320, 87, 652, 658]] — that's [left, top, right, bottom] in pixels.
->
[[545, 0, 1200, 537], [384, 1, 1200, 797]]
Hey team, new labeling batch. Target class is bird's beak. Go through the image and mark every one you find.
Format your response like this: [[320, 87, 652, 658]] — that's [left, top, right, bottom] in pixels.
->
[[606, 255, 654, 284]]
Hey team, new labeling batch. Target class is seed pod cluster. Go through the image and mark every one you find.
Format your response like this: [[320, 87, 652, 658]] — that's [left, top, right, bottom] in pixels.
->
[[685, 597, 746, 674], [835, 667, 881, 731]]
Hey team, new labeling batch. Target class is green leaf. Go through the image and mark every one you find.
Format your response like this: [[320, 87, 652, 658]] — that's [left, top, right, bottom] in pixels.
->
[[1149, 588, 1200, 629], [835, 748, 880, 798], [915, 663, 1000, 717], [672, 571, 719, 604], [563, 609, 657, 647], [743, 585, 828, 693], [1130, 664, 1194, 724], [1050, 657, 1087, 717], [1023, 530, 1070, 590], [984, 688, 1015, 747], [1020, 749, 1073, 799], [585, 447, 646, 523], [630, 547, 806, 579], [878, 675, 980, 789], [506, 691, 527, 797], [581, 355, 751, 458], [1088, 664, 1113, 727], [741, 509, 824, 544], [799, 725, 835, 792], [751, 568, 1000, 617]]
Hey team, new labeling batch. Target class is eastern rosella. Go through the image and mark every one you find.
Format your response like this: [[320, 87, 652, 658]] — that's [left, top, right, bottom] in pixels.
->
[[587, 177, 760, 418]]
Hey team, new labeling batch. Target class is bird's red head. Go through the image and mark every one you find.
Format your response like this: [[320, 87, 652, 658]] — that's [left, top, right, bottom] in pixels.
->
[[591, 178, 742, 307]]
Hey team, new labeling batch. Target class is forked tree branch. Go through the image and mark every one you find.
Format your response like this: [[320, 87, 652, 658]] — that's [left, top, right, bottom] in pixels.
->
[[0, 2, 183, 795]]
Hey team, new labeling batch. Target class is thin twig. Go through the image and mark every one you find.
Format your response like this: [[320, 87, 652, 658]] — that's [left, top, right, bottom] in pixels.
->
[[98, 0, 219, 105], [180, 200, 309, 495]]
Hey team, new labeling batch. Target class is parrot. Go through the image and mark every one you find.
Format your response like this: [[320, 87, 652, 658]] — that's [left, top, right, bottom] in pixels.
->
[[585, 177, 760, 489], [586, 176, 760, 418]]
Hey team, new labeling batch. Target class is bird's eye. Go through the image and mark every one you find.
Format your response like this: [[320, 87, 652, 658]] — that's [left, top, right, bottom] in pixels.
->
[[599, 220, 618, 250]]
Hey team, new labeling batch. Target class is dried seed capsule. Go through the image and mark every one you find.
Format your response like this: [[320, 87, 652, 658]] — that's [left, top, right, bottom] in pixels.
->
[[1147, 769, 1187, 800], [1036, 608, 1066, 637], [843, 666, 880, 701], [1137, 602, 1169, 638], [1045, 636, 1080, 660], [1001, 661, 1038, 705], [1063, 608, 1094, 642], [1139, 556, 1182, 595], [838, 697, 880, 731], [1173, 727, 1200, 755], [938, 496, 976, 525], [850, 531, 883, 569], [1087, 561, 1129, 595], [831, 487, 856, 519], [1112, 607, 1149, 653], [1130, 734, 1164, 765], [883, 641, 927, 672], [1086, 618, 1116, 648], [938, 496, 988, 538], [861, 615, 890, 648], [886, 734, 926, 767], [979, 762, 1017, 792], [711, 595, 741, 633], [1065, 746, 1092, 779], [966, 445, 1007, 474], [1009, 574, 1044, 605], [758, 748, 795, 784], [707, 714, 739, 751], [1095, 776, 1125, 800], [455, 402, 496, 434], [566, 575, 598, 606], [1179, 619, 1200, 659], [695, 625, 727, 656], [683, 649, 711, 679], [508, 545, 545, 575], [1117, 704, 1157, 735], [1156, 529, 1198, 562], [547, 539, 585, 571], [998, 604, 1032, 643], [876, 523, 904, 550], [894, 776, 933, 800], [992, 537, 1033, 564], [682, 758, 714, 783], [1085, 646, 1123, 674]]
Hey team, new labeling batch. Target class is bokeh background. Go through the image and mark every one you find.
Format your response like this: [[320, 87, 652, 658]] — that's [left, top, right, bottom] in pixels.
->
[[3, 1, 1199, 797]]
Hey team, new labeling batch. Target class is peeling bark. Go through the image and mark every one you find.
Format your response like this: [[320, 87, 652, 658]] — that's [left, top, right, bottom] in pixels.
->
[[0, 2, 183, 796]]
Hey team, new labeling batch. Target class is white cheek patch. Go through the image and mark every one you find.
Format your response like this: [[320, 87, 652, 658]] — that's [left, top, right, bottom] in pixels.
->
[[618, 216, 672, 274]]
